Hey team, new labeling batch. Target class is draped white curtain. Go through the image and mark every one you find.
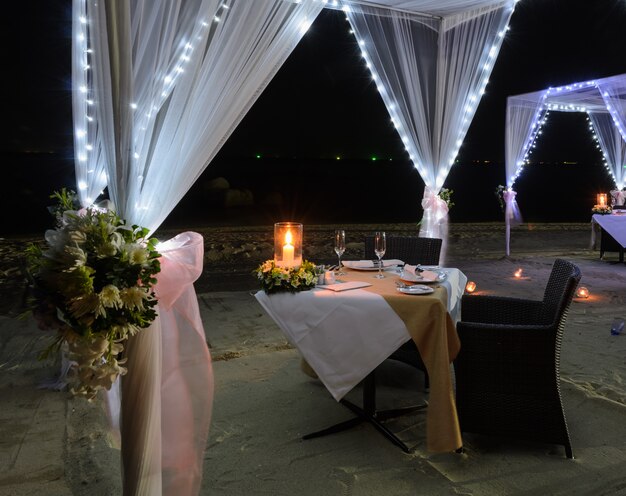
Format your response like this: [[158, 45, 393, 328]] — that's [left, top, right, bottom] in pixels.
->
[[589, 113, 626, 190], [503, 90, 547, 255], [344, 0, 516, 246], [74, 0, 323, 233], [504, 90, 549, 188], [72, 1, 324, 494]]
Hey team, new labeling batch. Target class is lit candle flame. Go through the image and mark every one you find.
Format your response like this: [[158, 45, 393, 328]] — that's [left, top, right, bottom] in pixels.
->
[[284, 230, 293, 246], [514, 268, 523, 278], [576, 287, 589, 299], [465, 281, 477, 293]]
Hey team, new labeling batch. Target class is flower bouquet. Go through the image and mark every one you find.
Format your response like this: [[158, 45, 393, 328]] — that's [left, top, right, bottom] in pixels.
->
[[254, 259, 317, 294], [26, 190, 161, 399], [592, 205, 612, 215]]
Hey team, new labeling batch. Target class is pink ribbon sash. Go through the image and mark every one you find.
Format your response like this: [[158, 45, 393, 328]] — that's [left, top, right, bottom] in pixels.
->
[[121, 231, 213, 495]]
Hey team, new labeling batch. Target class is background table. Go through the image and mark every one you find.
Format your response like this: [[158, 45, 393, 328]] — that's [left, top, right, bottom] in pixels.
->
[[592, 214, 626, 262]]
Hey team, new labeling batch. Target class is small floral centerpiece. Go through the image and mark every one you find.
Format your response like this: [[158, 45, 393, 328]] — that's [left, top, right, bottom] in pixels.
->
[[592, 205, 612, 215], [25, 190, 161, 399], [254, 259, 317, 294]]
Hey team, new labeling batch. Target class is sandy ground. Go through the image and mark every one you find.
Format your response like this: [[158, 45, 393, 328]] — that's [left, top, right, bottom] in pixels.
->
[[1, 223, 626, 495]]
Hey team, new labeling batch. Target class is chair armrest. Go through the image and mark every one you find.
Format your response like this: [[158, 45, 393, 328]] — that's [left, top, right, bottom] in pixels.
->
[[457, 321, 552, 334], [461, 295, 544, 325], [454, 321, 559, 385]]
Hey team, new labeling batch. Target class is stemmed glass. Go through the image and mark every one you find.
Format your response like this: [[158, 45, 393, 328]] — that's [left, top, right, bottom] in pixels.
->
[[374, 231, 386, 279], [334, 229, 346, 275]]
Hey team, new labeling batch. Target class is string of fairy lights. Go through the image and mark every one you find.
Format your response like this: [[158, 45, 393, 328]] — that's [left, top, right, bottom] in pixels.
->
[[74, 0, 624, 198], [73, 1, 233, 207], [510, 78, 625, 189], [344, 0, 519, 191], [73, 0, 98, 205]]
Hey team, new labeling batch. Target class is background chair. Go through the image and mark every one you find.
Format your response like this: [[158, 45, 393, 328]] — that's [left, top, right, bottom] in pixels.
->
[[453, 258, 581, 458], [364, 235, 442, 266]]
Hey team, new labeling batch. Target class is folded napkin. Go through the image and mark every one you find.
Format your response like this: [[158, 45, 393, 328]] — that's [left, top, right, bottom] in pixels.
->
[[344, 259, 404, 269], [404, 265, 439, 282], [318, 281, 373, 292]]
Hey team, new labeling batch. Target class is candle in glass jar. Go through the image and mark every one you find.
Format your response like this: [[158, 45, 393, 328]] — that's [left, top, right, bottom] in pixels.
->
[[283, 230, 294, 267], [597, 194, 607, 207], [465, 281, 477, 293], [514, 268, 523, 279]]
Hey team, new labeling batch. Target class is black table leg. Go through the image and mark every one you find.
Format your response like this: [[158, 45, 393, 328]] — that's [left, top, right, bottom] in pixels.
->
[[301, 370, 427, 453]]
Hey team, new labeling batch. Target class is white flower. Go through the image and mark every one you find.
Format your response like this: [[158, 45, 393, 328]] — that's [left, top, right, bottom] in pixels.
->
[[68, 230, 87, 244], [125, 243, 149, 265], [69, 293, 101, 321], [96, 242, 117, 258], [99, 285, 122, 309], [65, 246, 87, 266], [62, 210, 80, 226], [109, 231, 124, 249], [120, 286, 147, 311]]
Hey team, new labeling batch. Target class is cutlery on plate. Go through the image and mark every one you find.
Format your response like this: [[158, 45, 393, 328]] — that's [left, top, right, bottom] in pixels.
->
[[395, 281, 422, 289]]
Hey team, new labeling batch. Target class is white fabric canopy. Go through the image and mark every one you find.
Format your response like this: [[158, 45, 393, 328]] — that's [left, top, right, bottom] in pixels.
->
[[504, 72, 626, 255], [343, 0, 516, 252], [506, 73, 626, 191], [72, 0, 520, 492]]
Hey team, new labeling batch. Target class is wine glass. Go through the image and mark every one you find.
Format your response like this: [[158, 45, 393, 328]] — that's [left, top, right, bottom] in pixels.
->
[[374, 231, 386, 279], [334, 229, 346, 275]]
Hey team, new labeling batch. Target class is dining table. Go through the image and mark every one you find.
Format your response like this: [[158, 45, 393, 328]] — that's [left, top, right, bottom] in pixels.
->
[[255, 263, 467, 453], [591, 213, 626, 262]]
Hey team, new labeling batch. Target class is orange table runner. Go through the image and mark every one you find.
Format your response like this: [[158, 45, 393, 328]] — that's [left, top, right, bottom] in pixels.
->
[[339, 268, 462, 453]]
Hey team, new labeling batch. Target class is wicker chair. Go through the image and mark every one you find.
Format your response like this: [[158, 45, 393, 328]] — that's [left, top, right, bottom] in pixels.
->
[[364, 236, 442, 266], [453, 259, 581, 458], [364, 236, 443, 389]]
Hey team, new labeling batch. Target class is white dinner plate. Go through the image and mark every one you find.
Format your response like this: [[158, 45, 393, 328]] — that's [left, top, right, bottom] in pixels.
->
[[396, 285, 434, 295], [399, 270, 447, 284], [348, 266, 393, 272], [343, 262, 395, 271]]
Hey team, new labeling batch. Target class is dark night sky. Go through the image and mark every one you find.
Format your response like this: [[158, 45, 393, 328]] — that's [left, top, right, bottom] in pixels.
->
[[4, 0, 626, 231]]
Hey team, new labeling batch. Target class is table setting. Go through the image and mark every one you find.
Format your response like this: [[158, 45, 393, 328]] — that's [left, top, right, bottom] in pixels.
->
[[253, 224, 467, 453]]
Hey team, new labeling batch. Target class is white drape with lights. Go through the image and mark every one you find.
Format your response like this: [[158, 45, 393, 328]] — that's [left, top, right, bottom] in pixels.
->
[[71, 1, 324, 494], [505, 72, 626, 254], [344, 0, 517, 257]]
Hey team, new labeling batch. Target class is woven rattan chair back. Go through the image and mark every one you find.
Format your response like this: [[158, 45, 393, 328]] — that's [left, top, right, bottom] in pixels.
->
[[364, 236, 442, 266], [540, 259, 582, 325]]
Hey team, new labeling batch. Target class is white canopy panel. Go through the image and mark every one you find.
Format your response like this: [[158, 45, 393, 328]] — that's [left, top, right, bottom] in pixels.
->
[[339, 0, 513, 17]]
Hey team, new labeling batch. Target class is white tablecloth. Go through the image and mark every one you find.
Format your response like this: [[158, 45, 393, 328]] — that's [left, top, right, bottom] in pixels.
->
[[592, 213, 626, 248], [255, 268, 466, 401]]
